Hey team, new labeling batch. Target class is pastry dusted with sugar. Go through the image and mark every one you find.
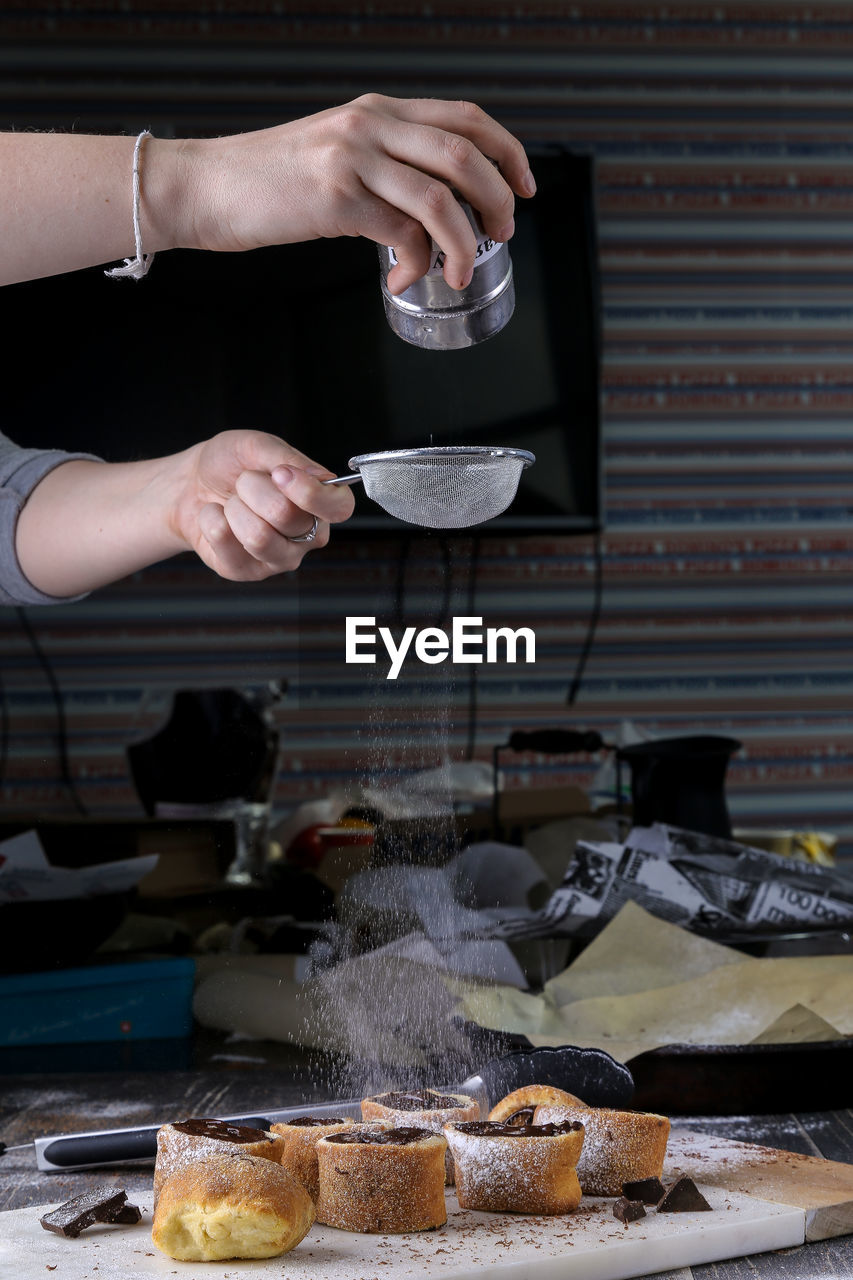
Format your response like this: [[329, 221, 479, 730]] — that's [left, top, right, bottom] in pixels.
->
[[315, 1123, 447, 1233], [444, 1118, 585, 1215], [270, 1114, 354, 1200], [361, 1087, 478, 1182], [534, 1103, 670, 1197], [153, 1118, 285, 1206], [488, 1084, 587, 1126], [152, 1151, 314, 1261]]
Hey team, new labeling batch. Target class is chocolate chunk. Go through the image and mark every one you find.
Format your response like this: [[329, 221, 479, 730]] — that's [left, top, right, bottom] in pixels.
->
[[109, 1203, 142, 1225], [613, 1196, 647, 1224], [657, 1176, 712, 1213], [622, 1176, 666, 1204], [40, 1188, 129, 1237]]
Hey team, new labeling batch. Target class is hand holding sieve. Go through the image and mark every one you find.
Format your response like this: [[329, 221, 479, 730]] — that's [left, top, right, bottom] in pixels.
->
[[322, 445, 535, 529]]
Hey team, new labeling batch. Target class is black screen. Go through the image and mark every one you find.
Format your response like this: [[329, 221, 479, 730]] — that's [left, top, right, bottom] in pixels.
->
[[1, 147, 601, 535]]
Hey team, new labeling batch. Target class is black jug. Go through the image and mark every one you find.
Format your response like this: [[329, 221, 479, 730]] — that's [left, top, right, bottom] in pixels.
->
[[128, 688, 280, 815], [616, 735, 741, 839]]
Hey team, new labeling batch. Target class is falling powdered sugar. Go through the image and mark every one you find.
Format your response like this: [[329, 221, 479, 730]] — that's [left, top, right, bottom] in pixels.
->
[[295, 539, 512, 1099]]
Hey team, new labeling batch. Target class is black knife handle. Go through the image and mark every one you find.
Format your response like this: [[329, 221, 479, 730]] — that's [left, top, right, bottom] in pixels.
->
[[475, 1045, 634, 1110], [34, 1115, 271, 1171], [40, 1128, 160, 1168]]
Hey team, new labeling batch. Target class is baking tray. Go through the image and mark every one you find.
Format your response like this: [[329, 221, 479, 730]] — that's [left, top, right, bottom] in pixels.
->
[[460, 1022, 853, 1117], [630, 1038, 853, 1116]]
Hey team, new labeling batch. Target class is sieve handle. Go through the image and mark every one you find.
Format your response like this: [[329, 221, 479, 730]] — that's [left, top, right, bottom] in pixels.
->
[[322, 474, 363, 487]]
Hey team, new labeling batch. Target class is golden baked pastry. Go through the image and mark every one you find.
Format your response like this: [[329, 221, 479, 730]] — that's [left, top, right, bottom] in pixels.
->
[[444, 1118, 585, 1215], [534, 1103, 670, 1197], [270, 1114, 354, 1200], [487, 1084, 587, 1126], [361, 1087, 478, 1183], [153, 1118, 285, 1206], [315, 1123, 447, 1233], [152, 1151, 314, 1261]]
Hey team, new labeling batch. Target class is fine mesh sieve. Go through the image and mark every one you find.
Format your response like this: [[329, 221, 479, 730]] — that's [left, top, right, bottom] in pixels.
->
[[324, 446, 535, 529]]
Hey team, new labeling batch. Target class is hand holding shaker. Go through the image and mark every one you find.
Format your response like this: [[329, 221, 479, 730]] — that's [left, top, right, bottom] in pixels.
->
[[378, 166, 515, 351]]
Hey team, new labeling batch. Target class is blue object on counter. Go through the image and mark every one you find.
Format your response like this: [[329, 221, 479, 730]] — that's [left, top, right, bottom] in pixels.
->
[[0, 957, 195, 1046]]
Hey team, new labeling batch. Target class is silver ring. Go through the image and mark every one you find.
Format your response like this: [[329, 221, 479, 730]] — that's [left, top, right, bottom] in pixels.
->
[[286, 514, 320, 544]]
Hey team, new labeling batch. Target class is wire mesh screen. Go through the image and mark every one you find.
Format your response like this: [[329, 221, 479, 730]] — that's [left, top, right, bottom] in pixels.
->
[[356, 453, 529, 528]]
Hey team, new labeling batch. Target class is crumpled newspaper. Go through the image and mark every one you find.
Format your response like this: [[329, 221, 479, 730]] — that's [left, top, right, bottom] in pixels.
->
[[485, 822, 853, 942]]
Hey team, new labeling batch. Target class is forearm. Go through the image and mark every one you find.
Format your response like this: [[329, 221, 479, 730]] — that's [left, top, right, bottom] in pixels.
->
[[0, 131, 187, 286], [15, 454, 190, 596], [12, 429, 355, 595], [0, 98, 533, 292]]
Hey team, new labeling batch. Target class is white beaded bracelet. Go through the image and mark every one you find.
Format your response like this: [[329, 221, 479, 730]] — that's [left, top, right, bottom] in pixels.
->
[[105, 129, 155, 281]]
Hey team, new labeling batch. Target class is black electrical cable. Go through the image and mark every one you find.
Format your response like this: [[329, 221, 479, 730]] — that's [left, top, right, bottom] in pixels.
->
[[566, 530, 604, 707], [16, 607, 87, 816]]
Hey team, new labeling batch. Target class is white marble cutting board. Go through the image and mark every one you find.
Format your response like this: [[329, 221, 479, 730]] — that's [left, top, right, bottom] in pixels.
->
[[0, 1184, 804, 1280]]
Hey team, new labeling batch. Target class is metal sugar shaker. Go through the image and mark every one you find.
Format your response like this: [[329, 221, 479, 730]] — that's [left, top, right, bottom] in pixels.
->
[[377, 181, 515, 351]]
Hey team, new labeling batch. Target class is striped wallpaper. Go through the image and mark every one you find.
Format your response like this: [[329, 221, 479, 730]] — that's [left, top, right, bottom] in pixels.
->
[[2, 3, 853, 855]]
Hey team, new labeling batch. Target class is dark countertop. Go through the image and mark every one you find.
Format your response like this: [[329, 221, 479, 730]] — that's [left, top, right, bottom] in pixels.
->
[[1, 1065, 852, 1278]]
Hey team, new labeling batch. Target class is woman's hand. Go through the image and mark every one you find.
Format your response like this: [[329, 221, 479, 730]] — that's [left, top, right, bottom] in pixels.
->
[[170, 430, 355, 581], [1, 95, 532, 294], [15, 430, 354, 597], [170, 94, 535, 294]]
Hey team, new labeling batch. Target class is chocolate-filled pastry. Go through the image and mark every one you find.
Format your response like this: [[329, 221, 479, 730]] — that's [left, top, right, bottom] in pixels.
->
[[361, 1088, 478, 1183], [270, 1115, 354, 1200], [487, 1084, 587, 1127], [315, 1123, 447, 1233], [534, 1103, 670, 1198], [154, 1117, 285, 1206], [443, 1118, 585, 1215], [152, 1151, 314, 1262]]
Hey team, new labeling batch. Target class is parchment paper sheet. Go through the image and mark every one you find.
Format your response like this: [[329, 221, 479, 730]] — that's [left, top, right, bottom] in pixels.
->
[[448, 901, 851, 1063]]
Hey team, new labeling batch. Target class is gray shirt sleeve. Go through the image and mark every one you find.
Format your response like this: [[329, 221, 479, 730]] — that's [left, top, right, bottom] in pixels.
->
[[0, 431, 103, 606]]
